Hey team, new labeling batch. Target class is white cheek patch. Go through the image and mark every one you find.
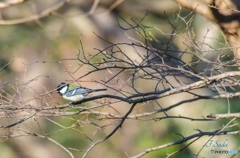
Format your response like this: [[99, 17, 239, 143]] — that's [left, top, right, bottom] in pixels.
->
[[60, 86, 68, 94]]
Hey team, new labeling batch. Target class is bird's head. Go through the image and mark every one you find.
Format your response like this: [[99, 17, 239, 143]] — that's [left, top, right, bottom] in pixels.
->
[[57, 82, 69, 95]]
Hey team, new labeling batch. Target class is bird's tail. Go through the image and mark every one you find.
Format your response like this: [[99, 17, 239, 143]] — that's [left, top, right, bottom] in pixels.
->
[[91, 88, 107, 93]]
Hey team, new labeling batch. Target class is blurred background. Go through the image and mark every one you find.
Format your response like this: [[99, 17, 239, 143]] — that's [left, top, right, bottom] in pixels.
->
[[0, 0, 239, 158]]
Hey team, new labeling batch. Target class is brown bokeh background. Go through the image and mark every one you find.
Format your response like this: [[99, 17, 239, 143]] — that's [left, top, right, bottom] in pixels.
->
[[0, 0, 240, 158]]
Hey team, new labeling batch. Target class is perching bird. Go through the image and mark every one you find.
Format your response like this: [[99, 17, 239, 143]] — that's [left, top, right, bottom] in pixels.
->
[[57, 82, 107, 101]]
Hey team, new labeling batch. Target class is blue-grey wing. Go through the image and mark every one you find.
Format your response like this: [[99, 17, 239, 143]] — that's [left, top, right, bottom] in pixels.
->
[[64, 88, 106, 97], [64, 88, 91, 97]]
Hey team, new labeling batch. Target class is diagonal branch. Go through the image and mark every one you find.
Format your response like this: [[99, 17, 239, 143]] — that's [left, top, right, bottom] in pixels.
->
[[130, 129, 240, 158], [82, 102, 137, 158]]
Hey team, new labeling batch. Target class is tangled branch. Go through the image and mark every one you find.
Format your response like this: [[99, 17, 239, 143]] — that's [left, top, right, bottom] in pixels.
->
[[1, 13, 240, 158]]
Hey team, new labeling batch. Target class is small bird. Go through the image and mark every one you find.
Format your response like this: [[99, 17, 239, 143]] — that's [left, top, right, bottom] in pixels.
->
[[57, 82, 107, 102]]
